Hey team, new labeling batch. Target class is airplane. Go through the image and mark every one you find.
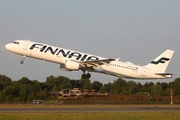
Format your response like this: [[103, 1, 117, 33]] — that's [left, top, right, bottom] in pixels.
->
[[5, 40, 174, 79]]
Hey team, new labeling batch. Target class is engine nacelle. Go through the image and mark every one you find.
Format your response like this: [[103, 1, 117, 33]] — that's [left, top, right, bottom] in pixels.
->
[[60, 64, 71, 71], [61, 60, 80, 71]]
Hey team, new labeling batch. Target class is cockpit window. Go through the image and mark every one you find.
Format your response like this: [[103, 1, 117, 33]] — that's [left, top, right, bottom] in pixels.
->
[[12, 42, 19, 44]]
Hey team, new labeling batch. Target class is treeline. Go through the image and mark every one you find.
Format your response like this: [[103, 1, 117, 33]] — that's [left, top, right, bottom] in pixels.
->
[[0, 74, 180, 102]]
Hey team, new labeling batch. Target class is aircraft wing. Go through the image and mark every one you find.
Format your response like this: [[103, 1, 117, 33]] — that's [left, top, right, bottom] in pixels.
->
[[73, 58, 115, 69]]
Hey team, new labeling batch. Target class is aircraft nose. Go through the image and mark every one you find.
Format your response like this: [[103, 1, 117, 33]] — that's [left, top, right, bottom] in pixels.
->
[[5, 43, 11, 50]]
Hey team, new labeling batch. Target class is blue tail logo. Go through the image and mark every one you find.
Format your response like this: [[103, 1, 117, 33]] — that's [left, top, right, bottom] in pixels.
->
[[151, 57, 170, 64]]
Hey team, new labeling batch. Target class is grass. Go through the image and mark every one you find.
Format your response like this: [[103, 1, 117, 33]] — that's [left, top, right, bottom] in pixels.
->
[[1, 104, 180, 108], [0, 105, 180, 120], [0, 112, 180, 120]]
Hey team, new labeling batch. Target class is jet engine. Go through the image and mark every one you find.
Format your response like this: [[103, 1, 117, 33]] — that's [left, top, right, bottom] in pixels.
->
[[60, 60, 80, 71]]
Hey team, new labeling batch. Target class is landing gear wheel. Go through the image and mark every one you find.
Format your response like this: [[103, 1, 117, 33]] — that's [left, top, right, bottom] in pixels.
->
[[86, 73, 91, 79], [81, 74, 86, 79], [20, 60, 24, 64], [81, 73, 91, 79]]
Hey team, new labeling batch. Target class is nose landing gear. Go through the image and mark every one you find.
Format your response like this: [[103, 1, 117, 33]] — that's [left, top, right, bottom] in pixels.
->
[[20, 55, 26, 64]]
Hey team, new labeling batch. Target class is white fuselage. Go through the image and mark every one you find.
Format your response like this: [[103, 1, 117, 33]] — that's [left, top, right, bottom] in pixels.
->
[[5, 40, 173, 79]]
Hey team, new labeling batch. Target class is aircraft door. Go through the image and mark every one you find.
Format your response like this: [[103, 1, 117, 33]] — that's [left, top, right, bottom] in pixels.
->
[[23, 40, 29, 50], [141, 68, 146, 77]]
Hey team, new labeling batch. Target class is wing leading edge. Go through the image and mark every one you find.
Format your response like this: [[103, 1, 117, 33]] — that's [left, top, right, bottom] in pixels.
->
[[73, 58, 115, 69]]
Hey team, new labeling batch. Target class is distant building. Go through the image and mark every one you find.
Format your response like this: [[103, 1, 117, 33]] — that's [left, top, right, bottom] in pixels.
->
[[49, 88, 108, 99]]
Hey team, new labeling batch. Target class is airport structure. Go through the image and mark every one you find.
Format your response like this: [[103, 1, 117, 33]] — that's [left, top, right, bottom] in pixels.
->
[[49, 88, 108, 99]]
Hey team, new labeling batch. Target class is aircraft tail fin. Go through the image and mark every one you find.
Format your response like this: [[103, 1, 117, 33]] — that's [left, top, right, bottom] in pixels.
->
[[144, 49, 174, 72]]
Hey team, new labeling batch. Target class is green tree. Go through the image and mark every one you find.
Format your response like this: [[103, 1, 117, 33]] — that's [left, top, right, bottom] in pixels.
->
[[161, 82, 168, 91], [18, 85, 28, 102], [112, 78, 127, 94], [92, 81, 102, 91], [141, 82, 154, 93], [172, 78, 180, 96], [79, 79, 92, 90], [70, 79, 81, 88], [35, 90, 45, 100], [127, 81, 137, 94], [56, 76, 72, 90], [2, 86, 19, 101], [0, 75, 12, 90], [155, 84, 163, 96], [45, 75, 55, 91], [0, 83, 3, 91], [136, 82, 143, 92], [103, 83, 112, 93], [99, 86, 107, 93], [32, 80, 42, 92], [27, 93, 35, 101], [18, 77, 30, 85]]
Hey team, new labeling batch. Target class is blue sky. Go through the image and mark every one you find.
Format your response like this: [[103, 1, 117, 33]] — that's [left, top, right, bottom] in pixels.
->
[[0, 0, 180, 84]]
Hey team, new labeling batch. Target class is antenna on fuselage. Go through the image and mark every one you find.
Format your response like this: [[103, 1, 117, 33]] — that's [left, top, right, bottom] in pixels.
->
[[116, 58, 120, 61]]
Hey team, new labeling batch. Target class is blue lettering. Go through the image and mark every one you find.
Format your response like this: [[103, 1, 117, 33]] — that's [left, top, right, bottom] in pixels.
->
[[30, 44, 43, 50], [40, 46, 47, 52], [68, 52, 82, 60], [87, 56, 99, 61], [81, 55, 87, 61], [44, 47, 58, 55], [56, 49, 70, 57], [30, 44, 100, 61]]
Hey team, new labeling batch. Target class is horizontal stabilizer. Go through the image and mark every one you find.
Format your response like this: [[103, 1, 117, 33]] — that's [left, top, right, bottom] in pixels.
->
[[155, 72, 173, 78], [155, 73, 173, 75]]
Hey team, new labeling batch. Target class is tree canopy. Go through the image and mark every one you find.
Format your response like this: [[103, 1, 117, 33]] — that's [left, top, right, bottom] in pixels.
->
[[0, 74, 179, 102]]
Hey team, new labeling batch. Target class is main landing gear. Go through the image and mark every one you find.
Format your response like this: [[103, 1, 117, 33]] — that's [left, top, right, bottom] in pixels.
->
[[20, 55, 26, 64], [81, 71, 91, 79]]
